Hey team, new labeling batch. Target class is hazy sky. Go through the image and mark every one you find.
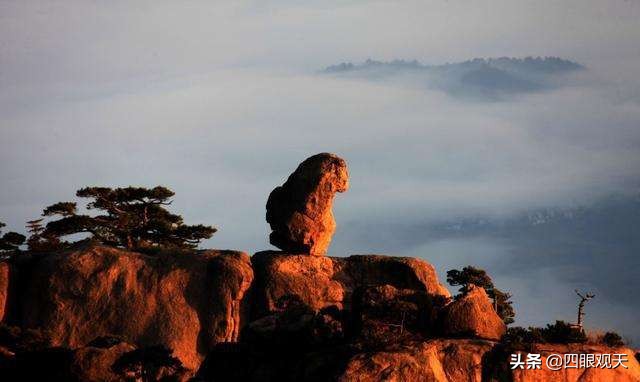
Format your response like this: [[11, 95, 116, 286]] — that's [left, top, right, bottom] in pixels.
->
[[1, 1, 639, 341]]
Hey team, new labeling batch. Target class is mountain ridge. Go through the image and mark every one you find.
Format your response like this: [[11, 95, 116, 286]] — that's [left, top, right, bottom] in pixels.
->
[[323, 56, 584, 74], [322, 56, 585, 99]]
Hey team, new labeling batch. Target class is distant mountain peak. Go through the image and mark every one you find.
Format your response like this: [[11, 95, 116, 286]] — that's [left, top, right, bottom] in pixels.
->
[[321, 57, 585, 100], [323, 56, 584, 74]]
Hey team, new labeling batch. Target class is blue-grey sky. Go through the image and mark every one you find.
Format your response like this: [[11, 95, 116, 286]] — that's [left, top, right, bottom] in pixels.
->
[[1, 1, 639, 342]]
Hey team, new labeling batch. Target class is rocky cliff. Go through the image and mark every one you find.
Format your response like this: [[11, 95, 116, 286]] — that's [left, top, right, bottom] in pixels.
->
[[249, 250, 450, 319], [0, 244, 253, 371], [1, 245, 638, 381], [1, 153, 638, 381]]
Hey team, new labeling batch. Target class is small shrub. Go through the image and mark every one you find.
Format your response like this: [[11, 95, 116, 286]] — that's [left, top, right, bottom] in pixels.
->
[[500, 320, 586, 350], [543, 320, 586, 344], [501, 326, 543, 350], [601, 332, 625, 347]]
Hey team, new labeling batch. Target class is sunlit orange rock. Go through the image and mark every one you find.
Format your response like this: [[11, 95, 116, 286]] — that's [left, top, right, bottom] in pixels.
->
[[266, 153, 349, 256], [440, 284, 506, 341], [249, 251, 450, 320], [511, 343, 640, 382], [0, 262, 9, 322], [1, 243, 253, 371], [338, 339, 496, 382], [70, 341, 136, 382], [194, 337, 640, 382], [339, 341, 640, 382]]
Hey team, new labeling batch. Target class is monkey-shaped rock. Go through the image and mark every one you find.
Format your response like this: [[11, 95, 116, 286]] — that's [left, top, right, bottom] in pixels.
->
[[266, 153, 349, 256]]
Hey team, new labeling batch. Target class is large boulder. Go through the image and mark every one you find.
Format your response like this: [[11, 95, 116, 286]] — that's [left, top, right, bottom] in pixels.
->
[[0, 244, 253, 371], [439, 284, 506, 341], [249, 251, 450, 321], [266, 153, 349, 256]]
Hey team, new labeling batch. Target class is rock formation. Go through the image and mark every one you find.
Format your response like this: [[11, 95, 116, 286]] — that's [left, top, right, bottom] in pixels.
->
[[2, 245, 640, 381], [249, 251, 451, 320], [0, 262, 9, 322], [196, 338, 640, 381], [0, 243, 253, 371], [266, 153, 349, 256], [338, 339, 496, 382], [69, 341, 136, 382], [2, 154, 639, 381], [1, 338, 191, 381], [511, 344, 640, 382], [439, 284, 506, 341]]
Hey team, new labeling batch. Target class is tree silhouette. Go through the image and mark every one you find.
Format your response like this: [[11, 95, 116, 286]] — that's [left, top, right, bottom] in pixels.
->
[[501, 320, 587, 349], [25, 219, 60, 252], [35, 186, 216, 251], [447, 266, 515, 324], [0, 221, 25, 254], [574, 289, 595, 330], [601, 331, 624, 347]]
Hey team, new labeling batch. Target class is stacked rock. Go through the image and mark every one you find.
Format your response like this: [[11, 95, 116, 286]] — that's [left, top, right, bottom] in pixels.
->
[[266, 153, 349, 256]]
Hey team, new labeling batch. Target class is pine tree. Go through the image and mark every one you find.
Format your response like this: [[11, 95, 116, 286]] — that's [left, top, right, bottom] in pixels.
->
[[26, 219, 61, 252], [0, 221, 26, 253], [35, 186, 216, 251]]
